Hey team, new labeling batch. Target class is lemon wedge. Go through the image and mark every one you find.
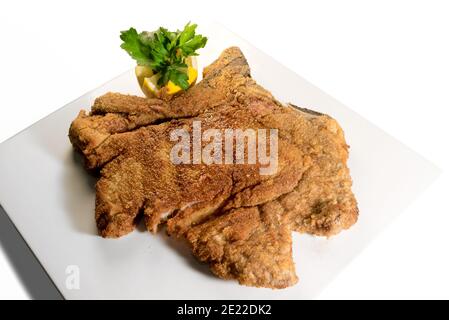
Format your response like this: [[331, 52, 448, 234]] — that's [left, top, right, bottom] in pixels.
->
[[135, 65, 153, 87], [137, 56, 198, 98], [141, 73, 160, 98], [166, 65, 198, 95]]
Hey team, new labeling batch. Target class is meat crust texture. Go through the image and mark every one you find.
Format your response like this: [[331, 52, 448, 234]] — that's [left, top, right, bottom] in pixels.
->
[[68, 47, 358, 288]]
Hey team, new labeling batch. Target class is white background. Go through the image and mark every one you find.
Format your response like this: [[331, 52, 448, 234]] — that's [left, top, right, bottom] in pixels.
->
[[0, 0, 448, 299]]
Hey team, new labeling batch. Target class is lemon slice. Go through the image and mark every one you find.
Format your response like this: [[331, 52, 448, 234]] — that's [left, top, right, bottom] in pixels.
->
[[142, 73, 161, 98], [166, 57, 198, 95], [137, 56, 198, 98], [166, 66, 198, 94], [135, 65, 153, 87]]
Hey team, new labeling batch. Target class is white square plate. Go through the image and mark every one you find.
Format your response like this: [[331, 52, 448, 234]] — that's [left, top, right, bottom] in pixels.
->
[[0, 23, 440, 299]]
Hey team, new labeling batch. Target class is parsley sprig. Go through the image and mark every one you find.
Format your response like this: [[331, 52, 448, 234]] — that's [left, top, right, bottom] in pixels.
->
[[120, 23, 207, 90]]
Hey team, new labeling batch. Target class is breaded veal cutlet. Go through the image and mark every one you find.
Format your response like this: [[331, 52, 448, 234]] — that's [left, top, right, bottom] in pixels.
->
[[69, 47, 358, 288]]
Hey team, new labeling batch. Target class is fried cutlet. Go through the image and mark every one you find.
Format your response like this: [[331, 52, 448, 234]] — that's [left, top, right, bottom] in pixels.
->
[[68, 47, 358, 288]]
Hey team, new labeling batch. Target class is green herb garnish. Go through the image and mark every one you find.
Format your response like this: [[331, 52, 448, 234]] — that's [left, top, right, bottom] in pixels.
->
[[120, 23, 207, 90]]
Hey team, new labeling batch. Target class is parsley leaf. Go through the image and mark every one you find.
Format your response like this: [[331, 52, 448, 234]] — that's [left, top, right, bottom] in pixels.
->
[[168, 68, 189, 89], [120, 28, 152, 66], [120, 23, 207, 90], [178, 23, 208, 56]]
